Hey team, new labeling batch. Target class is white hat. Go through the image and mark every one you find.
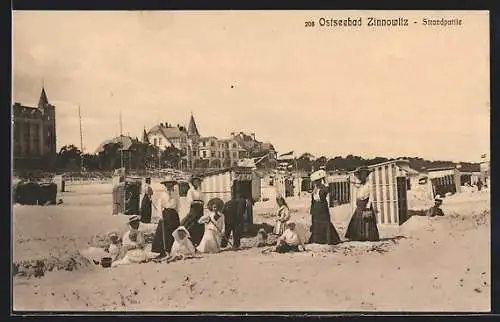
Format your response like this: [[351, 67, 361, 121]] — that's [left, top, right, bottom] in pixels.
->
[[172, 226, 191, 240], [310, 170, 326, 182]]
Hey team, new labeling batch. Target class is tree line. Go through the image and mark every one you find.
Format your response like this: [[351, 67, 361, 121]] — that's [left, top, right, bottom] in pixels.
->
[[291, 154, 479, 173], [56, 142, 185, 172], [56, 143, 479, 174]]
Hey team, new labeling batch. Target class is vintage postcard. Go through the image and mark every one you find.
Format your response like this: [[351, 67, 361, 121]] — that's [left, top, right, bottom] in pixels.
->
[[11, 10, 490, 312]]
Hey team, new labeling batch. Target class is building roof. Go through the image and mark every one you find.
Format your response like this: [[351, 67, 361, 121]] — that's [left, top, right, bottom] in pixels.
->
[[199, 136, 218, 141], [13, 103, 43, 118], [142, 128, 149, 143], [346, 159, 411, 174], [38, 87, 49, 108], [95, 135, 138, 153], [198, 165, 254, 178], [261, 142, 275, 151], [148, 124, 186, 139], [13, 87, 53, 118], [427, 167, 458, 172], [456, 163, 481, 173], [187, 114, 200, 137]]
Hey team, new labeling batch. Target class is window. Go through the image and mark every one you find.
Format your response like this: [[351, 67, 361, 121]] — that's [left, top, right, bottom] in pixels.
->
[[233, 152, 237, 158], [211, 151, 215, 157], [14, 124, 21, 154], [24, 124, 31, 153], [154, 138, 158, 146], [159, 138, 162, 146], [211, 141, 215, 147], [203, 142, 206, 147], [32, 124, 40, 155], [221, 152, 224, 158], [203, 151, 207, 158], [232, 143, 237, 149]]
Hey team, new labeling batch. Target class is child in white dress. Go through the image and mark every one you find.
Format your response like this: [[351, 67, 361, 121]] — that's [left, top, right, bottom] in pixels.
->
[[166, 226, 197, 263], [197, 198, 225, 254]]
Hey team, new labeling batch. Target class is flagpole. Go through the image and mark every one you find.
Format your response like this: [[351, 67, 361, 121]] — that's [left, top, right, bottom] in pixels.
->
[[119, 111, 124, 170], [78, 105, 84, 170]]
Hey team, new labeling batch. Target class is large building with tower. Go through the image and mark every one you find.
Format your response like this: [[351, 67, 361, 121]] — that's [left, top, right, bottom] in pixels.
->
[[145, 114, 277, 169], [12, 87, 57, 172]]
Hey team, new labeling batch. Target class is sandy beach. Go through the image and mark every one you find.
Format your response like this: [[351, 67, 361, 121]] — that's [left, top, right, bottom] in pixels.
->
[[12, 183, 490, 312]]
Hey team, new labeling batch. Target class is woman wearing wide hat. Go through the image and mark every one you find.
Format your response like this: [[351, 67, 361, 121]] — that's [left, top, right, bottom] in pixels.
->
[[308, 170, 341, 245], [151, 176, 181, 259], [180, 175, 205, 247], [345, 166, 380, 241]]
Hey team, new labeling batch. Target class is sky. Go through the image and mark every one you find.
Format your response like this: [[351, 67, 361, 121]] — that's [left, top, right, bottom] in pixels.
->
[[12, 11, 490, 162]]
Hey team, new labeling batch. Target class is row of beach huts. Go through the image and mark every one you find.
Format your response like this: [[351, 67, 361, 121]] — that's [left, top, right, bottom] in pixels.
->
[[48, 159, 488, 228], [270, 159, 488, 226]]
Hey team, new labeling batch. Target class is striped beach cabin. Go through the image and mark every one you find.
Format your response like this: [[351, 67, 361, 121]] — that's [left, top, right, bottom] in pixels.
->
[[349, 160, 411, 226], [198, 166, 261, 204]]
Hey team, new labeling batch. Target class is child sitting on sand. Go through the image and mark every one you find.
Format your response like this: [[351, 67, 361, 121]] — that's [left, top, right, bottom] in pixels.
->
[[256, 228, 268, 247], [276, 222, 305, 253], [165, 226, 198, 263], [105, 231, 122, 261]]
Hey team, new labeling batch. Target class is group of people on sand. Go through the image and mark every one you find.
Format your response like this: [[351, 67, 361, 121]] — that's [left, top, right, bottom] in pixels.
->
[[106, 174, 251, 267], [104, 165, 446, 265], [267, 166, 381, 254]]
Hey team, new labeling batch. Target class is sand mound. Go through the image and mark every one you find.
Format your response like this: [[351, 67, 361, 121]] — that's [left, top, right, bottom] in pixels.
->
[[401, 216, 434, 233], [13, 252, 92, 279], [305, 239, 403, 256], [444, 209, 490, 230]]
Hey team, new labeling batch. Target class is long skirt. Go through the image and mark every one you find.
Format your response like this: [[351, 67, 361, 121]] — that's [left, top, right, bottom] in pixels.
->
[[308, 199, 341, 245], [151, 208, 180, 255], [308, 219, 341, 245], [197, 228, 222, 254], [345, 199, 380, 242], [140, 195, 152, 223], [180, 203, 205, 247]]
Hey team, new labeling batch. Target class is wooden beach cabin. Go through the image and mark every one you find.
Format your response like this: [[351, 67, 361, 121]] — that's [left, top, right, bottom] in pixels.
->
[[427, 167, 461, 197], [327, 171, 351, 207], [198, 166, 261, 204], [199, 166, 260, 231], [273, 171, 308, 198], [349, 160, 411, 226]]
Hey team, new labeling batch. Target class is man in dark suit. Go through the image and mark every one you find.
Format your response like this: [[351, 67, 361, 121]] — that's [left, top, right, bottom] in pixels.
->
[[427, 198, 445, 217], [221, 191, 247, 249]]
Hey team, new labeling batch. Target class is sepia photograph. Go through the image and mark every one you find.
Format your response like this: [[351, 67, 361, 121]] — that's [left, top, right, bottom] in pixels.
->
[[11, 10, 490, 312]]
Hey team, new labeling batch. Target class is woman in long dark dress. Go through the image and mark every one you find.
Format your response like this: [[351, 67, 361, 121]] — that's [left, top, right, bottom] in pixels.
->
[[140, 177, 154, 223], [345, 166, 380, 241], [180, 176, 205, 247], [308, 170, 341, 245], [151, 177, 180, 259]]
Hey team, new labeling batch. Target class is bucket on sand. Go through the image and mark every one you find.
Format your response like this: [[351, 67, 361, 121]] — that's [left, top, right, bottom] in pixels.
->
[[101, 257, 112, 268]]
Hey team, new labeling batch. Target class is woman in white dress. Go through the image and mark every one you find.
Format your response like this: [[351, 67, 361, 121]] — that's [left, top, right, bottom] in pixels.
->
[[151, 177, 180, 259], [273, 196, 291, 236], [197, 198, 225, 254], [112, 215, 148, 267]]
